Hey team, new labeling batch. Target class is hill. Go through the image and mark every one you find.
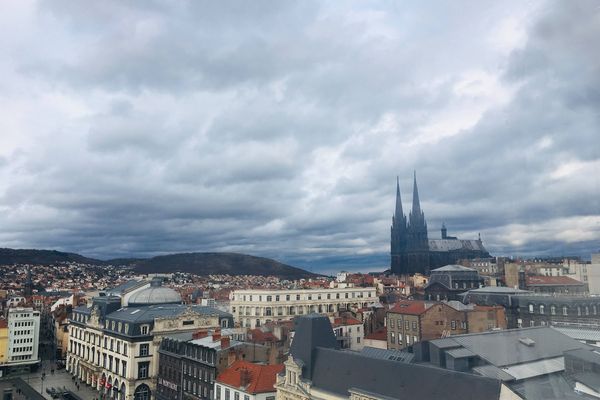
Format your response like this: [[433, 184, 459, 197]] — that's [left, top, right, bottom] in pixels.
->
[[131, 252, 317, 279], [0, 248, 103, 265], [0, 248, 316, 279]]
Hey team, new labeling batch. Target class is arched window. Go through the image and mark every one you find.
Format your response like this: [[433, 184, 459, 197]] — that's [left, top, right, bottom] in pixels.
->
[[539, 305, 544, 314], [134, 384, 150, 400], [550, 305, 556, 315], [562, 306, 568, 316], [529, 304, 534, 314]]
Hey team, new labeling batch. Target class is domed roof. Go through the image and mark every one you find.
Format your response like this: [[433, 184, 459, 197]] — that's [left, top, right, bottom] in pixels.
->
[[128, 278, 182, 306]]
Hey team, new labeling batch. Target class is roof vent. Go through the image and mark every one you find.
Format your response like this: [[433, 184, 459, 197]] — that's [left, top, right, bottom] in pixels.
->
[[519, 337, 535, 347]]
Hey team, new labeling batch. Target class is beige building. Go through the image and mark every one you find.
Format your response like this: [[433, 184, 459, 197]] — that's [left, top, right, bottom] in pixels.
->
[[67, 280, 233, 400], [230, 287, 377, 329]]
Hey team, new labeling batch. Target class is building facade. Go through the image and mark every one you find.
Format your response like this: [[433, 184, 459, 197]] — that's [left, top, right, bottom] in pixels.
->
[[66, 282, 233, 400], [157, 330, 242, 400], [386, 301, 468, 350], [1, 307, 40, 375], [390, 174, 490, 275], [229, 287, 377, 329]]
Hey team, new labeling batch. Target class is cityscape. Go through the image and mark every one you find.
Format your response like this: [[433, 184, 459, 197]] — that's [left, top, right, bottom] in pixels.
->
[[1, 1, 599, 400]]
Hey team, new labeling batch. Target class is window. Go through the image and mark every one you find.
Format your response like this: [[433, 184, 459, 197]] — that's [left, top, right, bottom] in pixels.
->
[[216, 385, 221, 400], [451, 320, 456, 330], [390, 332, 395, 343], [390, 318, 394, 328], [398, 333, 402, 344], [412, 321, 417, 330], [141, 325, 149, 335], [225, 388, 231, 400], [563, 306, 568, 316], [529, 304, 534, 314], [138, 362, 150, 379], [235, 393, 240, 400], [139, 343, 149, 357], [405, 321, 409, 330], [413, 336, 418, 344], [539, 305, 544, 314]]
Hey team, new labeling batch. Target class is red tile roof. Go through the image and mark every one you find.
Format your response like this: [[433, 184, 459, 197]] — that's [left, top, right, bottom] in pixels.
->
[[388, 300, 430, 315], [365, 327, 387, 341], [216, 361, 284, 394], [526, 275, 585, 286], [248, 329, 278, 343]]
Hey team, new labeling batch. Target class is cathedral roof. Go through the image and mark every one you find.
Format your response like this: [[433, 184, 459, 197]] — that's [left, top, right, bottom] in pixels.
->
[[428, 239, 487, 253]]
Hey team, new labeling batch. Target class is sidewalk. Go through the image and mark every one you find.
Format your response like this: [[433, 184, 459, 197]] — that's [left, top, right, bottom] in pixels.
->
[[23, 368, 98, 400]]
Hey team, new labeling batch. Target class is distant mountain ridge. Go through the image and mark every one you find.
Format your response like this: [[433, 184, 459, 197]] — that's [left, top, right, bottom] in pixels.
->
[[0, 248, 316, 279]]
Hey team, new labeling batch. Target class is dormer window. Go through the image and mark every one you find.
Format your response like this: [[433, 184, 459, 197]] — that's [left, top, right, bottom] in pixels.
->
[[141, 325, 149, 335]]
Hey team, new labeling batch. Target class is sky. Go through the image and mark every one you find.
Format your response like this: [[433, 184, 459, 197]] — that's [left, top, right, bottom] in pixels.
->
[[0, 0, 599, 273]]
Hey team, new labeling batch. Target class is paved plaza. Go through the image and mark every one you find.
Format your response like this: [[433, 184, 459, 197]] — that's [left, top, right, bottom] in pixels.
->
[[19, 363, 97, 400]]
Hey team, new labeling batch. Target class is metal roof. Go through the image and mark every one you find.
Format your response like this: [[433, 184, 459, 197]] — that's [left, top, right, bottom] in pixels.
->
[[430, 326, 593, 367], [446, 347, 476, 359], [472, 365, 515, 381], [502, 357, 564, 380], [554, 327, 600, 342], [431, 264, 476, 272]]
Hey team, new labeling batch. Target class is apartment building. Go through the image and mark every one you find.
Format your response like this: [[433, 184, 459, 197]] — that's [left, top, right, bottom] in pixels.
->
[[230, 287, 377, 329], [0, 307, 41, 375]]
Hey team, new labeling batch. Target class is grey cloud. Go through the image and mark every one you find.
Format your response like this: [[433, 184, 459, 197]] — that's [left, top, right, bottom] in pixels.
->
[[0, 0, 598, 270]]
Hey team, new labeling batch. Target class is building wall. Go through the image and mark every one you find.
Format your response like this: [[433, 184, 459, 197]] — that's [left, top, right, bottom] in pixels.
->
[[467, 307, 507, 333], [420, 304, 467, 341], [230, 288, 377, 329], [0, 324, 8, 364], [7, 308, 40, 367]]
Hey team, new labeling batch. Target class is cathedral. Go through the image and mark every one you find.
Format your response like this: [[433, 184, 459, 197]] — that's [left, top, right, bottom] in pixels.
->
[[390, 173, 490, 275]]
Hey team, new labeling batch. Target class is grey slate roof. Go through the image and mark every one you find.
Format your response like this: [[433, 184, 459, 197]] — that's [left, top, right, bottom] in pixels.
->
[[108, 304, 230, 323], [311, 347, 502, 400], [554, 326, 600, 342], [428, 240, 487, 252], [359, 346, 415, 363], [430, 326, 593, 367]]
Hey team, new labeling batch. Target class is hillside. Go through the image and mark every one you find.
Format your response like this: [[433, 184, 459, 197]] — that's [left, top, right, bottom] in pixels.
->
[[132, 252, 317, 279], [0, 248, 103, 265], [0, 248, 316, 279]]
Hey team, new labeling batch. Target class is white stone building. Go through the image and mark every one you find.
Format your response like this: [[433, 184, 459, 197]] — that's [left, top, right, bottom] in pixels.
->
[[6, 307, 40, 373], [230, 287, 378, 329]]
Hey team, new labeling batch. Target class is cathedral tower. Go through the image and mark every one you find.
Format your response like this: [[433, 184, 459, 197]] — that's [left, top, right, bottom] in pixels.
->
[[390, 177, 408, 273]]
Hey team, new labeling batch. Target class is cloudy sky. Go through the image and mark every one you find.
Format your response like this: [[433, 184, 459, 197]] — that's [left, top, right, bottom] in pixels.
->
[[0, 1, 598, 272]]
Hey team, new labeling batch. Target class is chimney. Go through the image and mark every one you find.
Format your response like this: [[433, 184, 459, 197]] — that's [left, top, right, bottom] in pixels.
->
[[213, 331, 222, 342], [221, 336, 231, 349], [240, 367, 251, 387], [192, 330, 209, 340]]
